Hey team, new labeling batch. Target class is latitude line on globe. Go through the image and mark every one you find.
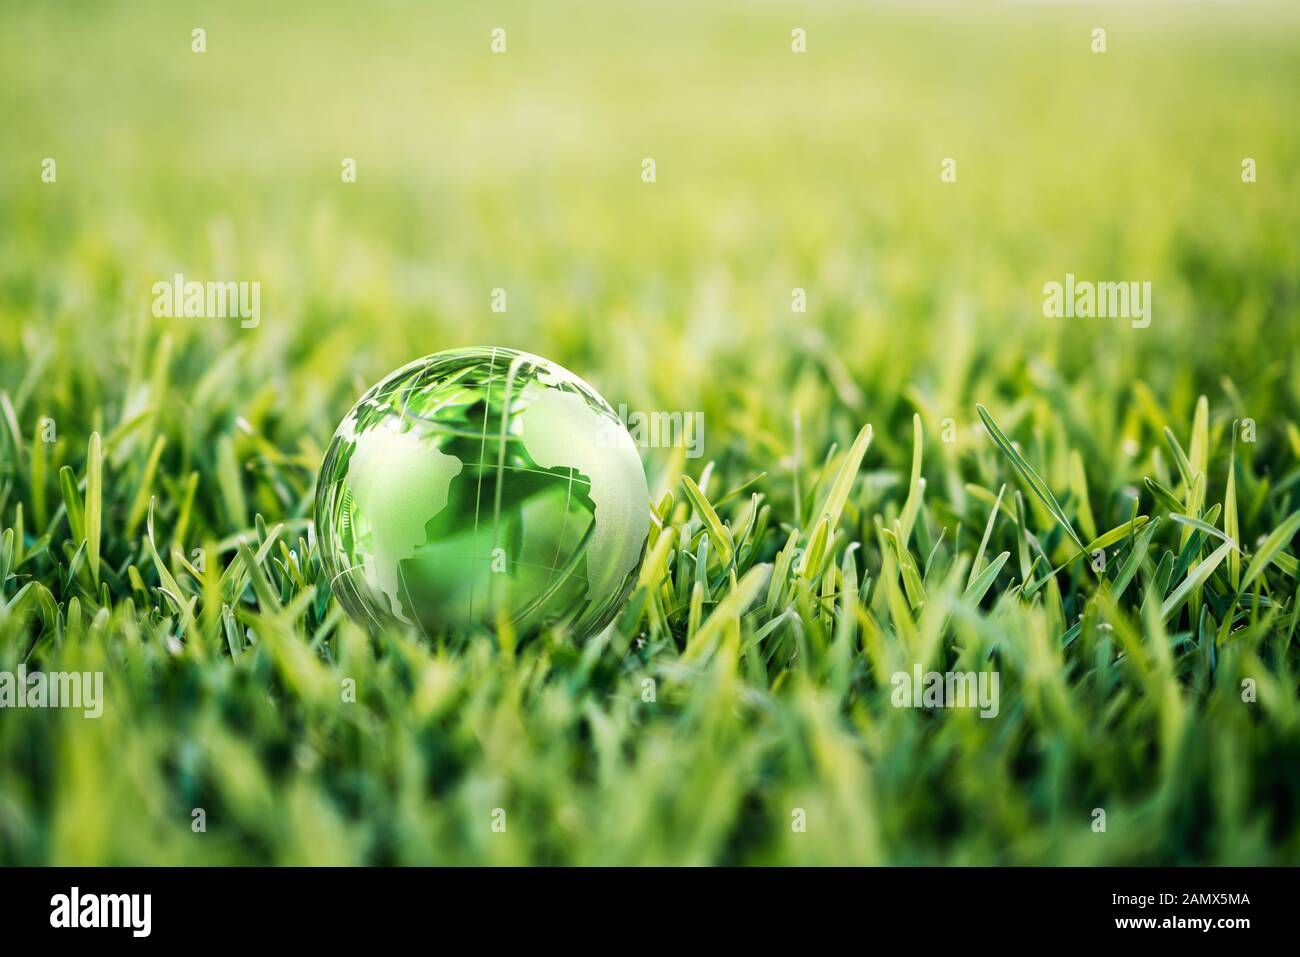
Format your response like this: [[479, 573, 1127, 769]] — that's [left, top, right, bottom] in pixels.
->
[[466, 461, 593, 485], [327, 559, 384, 630]]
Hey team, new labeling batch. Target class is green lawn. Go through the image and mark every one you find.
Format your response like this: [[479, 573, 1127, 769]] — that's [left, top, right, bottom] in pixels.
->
[[2, 0, 1299, 865]]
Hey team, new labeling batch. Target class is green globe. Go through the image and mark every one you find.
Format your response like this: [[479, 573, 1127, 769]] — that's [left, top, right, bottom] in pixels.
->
[[316, 348, 651, 639]]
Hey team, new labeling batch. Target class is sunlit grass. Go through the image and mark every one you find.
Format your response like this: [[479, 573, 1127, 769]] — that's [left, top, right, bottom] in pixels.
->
[[1, 0, 1299, 865]]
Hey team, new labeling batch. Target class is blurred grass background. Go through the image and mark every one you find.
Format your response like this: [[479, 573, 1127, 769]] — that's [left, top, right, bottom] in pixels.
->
[[1, 0, 1299, 865]]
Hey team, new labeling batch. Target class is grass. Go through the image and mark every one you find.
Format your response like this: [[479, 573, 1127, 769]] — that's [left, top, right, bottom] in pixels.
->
[[2, 0, 1300, 865]]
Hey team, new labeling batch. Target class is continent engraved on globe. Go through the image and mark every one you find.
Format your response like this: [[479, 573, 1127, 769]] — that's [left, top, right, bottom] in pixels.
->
[[344, 423, 463, 625], [517, 382, 646, 603]]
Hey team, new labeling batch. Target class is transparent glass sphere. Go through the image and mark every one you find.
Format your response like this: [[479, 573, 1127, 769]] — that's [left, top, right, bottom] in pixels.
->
[[316, 348, 651, 640]]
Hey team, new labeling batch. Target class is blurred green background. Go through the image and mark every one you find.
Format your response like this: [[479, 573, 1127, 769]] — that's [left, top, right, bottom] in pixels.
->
[[1, 1, 1299, 865]]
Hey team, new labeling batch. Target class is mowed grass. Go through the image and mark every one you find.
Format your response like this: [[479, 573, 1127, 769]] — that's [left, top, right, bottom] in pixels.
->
[[2, 1, 1300, 864]]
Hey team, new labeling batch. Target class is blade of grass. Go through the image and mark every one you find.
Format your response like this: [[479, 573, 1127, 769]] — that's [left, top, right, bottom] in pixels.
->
[[1164, 426, 1195, 491], [1240, 509, 1300, 592], [897, 416, 922, 547], [1144, 477, 1184, 514], [59, 465, 84, 544], [968, 483, 1005, 589], [1225, 421, 1240, 590], [976, 404, 1085, 555], [815, 422, 873, 538], [85, 431, 103, 586], [1084, 515, 1150, 555], [1161, 540, 1233, 623], [1170, 513, 1238, 550], [1067, 450, 1097, 544], [964, 551, 1009, 605], [1110, 516, 1161, 600], [682, 474, 733, 568]]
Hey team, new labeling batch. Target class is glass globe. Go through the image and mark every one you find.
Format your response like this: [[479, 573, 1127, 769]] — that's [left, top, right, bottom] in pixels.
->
[[316, 348, 651, 640]]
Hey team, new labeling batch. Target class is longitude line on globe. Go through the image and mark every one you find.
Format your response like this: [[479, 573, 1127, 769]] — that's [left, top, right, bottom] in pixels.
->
[[467, 347, 499, 620], [395, 381, 423, 625], [546, 467, 577, 591]]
